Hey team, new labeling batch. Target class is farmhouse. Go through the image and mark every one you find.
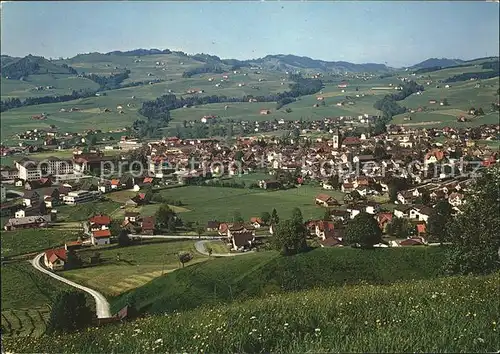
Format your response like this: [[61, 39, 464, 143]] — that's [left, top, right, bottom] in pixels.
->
[[227, 224, 255, 251], [4, 215, 51, 231], [141, 216, 155, 235], [315, 194, 339, 207], [91, 229, 111, 246], [89, 214, 111, 231], [44, 248, 67, 271], [250, 217, 265, 228]]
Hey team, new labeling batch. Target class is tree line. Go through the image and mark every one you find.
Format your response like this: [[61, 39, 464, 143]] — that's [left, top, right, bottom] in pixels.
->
[[0, 69, 137, 112], [182, 64, 224, 78], [0, 89, 97, 113], [372, 80, 424, 134], [444, 61, 499, 83], [82, 70, 131, 90]]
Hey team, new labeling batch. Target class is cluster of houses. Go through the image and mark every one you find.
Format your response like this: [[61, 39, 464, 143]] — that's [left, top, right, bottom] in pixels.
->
[[42, 211, 155, 270]]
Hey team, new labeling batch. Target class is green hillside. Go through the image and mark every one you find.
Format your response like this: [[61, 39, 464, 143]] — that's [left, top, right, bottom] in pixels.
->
[[111, 247, 446, 315], [390, 62, 499, 127], [1, 53, 498, 142], [4, 272, 498, 353]]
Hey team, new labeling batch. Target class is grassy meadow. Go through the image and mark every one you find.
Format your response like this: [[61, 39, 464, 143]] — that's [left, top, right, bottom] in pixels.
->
[[156, 185, 342, 225], [57, 200, 121, 222], [112, 246, 447, 315], [1, 74, 100, 100], [5, 272, 498, 352], [0, 228, 81, 258], [62, 239, 208, 297], [1, 262, 75, 337]]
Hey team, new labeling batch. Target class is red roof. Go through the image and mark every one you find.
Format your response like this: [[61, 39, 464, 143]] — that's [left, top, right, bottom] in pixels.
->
[[89, 215, 111, 225], [142, 216, 155, 230], [416, 224, 426, 234], [92, 229, 111, 238], [111, 179, 120, 185], [143, 177, 153, 184], [45, 248, 67, 262], [342, 137, 361, 145], [317, 220, 335, 232]]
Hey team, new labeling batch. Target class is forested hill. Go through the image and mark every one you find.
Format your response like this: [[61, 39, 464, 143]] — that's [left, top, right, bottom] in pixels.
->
[[1, 55, 77, 79], [410, 58, 465, 69]]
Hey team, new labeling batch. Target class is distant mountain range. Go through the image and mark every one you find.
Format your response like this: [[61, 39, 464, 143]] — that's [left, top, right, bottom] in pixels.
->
[[1, 49, 498, 76]]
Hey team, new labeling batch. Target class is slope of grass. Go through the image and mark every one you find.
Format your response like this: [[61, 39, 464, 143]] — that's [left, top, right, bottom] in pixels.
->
[[62, 240, 208, 297], [5, 272, 498, 352], [1, 262, 93, 338], [0, 228, 80, 258], [57, 200, 121, 222], [111, 247, 446, 315]]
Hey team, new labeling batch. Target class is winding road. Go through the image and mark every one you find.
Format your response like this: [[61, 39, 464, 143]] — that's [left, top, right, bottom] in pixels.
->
[[194, 240, 255, 257], [31, 253, 111, 318], [29, 238, 254, 319]]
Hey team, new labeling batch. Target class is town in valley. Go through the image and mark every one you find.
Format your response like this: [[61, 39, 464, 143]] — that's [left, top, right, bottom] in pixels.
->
[[1, 1, 499, 353]]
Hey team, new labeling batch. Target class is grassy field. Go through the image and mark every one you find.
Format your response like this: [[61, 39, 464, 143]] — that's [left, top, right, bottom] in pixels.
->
[[157, 185, 342, 225], [204, 240, 231, 254], [57, 200, 121, 222], [1, 262, 75, 337], [1, 74, 100, 99], [0, 228, 80, 258], [391, 71, 499, 126], [62, 239, 208, 297], [0, 95, 144, 141], [112, 246, 446, 315], [6, 271, 498, 352]]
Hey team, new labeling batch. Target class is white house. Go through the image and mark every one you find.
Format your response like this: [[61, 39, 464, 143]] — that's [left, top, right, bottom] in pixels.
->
[[394, 206, 412, 218], [409, 206, 432, 222], [44, 248, 67, 271], [91, 229, 111, 246]]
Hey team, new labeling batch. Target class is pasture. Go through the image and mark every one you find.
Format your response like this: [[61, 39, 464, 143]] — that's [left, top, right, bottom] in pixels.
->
[[57, 200, 122, 222], [4, 272, 499, 352], [157, 185, 343, 224], [0, 95, 145, 140], [1, 262, 74, 337], [1, 74, 100, 100], [62, 239, 208, 297], [0, 228, 80, 258]]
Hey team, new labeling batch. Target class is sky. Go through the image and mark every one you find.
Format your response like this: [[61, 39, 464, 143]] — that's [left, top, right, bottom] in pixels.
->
[[1, 1, 499, 67]]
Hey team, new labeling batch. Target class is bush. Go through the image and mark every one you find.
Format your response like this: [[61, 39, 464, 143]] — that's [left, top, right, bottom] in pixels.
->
[[47, 291, 94, 333]]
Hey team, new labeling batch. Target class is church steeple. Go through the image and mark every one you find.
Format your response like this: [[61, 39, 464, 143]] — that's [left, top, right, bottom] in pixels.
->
[[332, 127, 341, 150]]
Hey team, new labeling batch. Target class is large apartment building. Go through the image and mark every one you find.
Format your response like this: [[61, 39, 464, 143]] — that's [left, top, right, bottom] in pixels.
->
[[62, 190, 98, 205], [15, 157, 73, 181]]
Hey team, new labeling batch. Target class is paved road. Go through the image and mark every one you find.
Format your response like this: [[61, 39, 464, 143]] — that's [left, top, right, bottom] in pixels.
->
[[129, 234, 224, 240], [194, 240, 255, 257], [31, 253, 111, 318]]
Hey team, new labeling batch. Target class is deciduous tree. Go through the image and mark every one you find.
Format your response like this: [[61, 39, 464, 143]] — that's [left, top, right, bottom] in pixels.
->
[[444, 166, 500, 275], [344, 212, 382, 248]]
